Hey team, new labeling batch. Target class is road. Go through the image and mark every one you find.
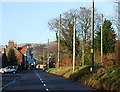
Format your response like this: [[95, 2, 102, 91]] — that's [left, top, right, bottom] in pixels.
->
[[1, 69, 97, 92]]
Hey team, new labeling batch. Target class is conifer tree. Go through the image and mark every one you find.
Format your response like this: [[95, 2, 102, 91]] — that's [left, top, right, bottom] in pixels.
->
[[8, 48, 18, 65]]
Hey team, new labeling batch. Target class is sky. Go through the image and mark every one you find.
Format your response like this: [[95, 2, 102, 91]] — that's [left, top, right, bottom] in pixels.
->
[[0, 0, 118, 45]]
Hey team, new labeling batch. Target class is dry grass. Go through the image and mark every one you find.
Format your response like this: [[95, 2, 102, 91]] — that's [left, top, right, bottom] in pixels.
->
[[46, 65, 120, 91]]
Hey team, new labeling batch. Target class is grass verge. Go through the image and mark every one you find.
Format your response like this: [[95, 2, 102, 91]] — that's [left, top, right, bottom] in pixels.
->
[[46, 65, 120, 91]]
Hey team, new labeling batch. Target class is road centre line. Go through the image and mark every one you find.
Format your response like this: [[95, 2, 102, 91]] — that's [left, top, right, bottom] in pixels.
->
[[34, 70, 44, 83], [35, 70, 44, 83], [46, 88, 49, 91], [34, 70, 49, 91], [43, 84, 46, 87], [36, 73, 41, 79]]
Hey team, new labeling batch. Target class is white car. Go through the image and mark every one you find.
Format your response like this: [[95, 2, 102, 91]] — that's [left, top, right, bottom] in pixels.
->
[[0, 68, 6, 73], [1, 66, 17, 74]]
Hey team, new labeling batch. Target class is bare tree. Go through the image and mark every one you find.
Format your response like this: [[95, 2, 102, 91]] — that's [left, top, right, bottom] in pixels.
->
[[48, 8, 99, 66], [114, 1, 120, 65], [113, 1, 120, 40], [77, 7, 92, 66], [77, 7, 100, 66], [48, 9, 79, 57]]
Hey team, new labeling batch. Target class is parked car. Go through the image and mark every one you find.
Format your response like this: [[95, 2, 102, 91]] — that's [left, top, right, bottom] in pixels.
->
[[0, 68, 6, 73], [1, 66, 17, 74]]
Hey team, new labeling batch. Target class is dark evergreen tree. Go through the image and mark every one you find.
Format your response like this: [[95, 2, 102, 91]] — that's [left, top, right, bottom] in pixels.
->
[[95, 19, 116, 54], [7, 48, 18, 65]]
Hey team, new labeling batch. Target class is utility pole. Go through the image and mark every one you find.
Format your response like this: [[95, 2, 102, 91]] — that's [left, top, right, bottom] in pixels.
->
[[43, 45, 45, 66], [73, 17, 76, 72], [58, 14, 61, 68], [115, 1, 120, 39], [101, 14, 103, 63], [90, 0, 94, 72], [47, 39, 50, 68], [117, 1, 120, 65]]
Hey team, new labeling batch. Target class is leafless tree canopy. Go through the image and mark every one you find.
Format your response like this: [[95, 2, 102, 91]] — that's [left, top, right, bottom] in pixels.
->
[[48, 7, 100, 62]]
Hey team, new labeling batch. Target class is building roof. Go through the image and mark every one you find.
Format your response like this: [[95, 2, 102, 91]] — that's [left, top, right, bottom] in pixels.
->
[[20, 47, 27, 55]]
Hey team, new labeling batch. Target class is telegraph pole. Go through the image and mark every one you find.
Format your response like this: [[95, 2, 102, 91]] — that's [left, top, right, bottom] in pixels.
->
[[117, 1, 120, 64], [73, 17, 76, 72], [118, 1, 120, 40], [58, 14, 61, 68], [101, 14, 103, 63], [90, 0, 94, 72], [47, 39, 50, 68], [43, 45, 45, 66]]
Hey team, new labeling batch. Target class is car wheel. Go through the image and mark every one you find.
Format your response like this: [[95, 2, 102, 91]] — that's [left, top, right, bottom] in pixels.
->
[[13, 71, 16, 74]]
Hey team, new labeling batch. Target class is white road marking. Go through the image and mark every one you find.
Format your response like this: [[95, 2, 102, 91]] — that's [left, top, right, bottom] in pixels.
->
[[36, 73, 41, 79], [46, 88, 49, 91], [35, 70, 43, 83], [34, 70, 50, 91], [43, 84, 46, 87], [0, 77, 19, 91]]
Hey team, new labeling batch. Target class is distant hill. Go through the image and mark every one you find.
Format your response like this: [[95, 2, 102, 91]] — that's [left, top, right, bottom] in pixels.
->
[[0, 41, 57, 64], [0, 41, 57, 54]]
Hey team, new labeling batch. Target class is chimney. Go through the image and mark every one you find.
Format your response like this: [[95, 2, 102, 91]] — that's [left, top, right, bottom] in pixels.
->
[[8, 40, 14, 48]]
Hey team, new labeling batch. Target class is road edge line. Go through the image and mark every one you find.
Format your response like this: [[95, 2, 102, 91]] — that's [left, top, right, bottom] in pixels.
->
[[0, 77, 19, 91]]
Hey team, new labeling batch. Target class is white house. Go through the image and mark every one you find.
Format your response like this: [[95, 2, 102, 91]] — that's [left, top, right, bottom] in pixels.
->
[[19, 46, 36, 69]]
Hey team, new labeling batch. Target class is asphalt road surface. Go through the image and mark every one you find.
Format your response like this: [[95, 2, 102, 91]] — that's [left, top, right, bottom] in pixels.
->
[[1, 69, 97, 92]]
